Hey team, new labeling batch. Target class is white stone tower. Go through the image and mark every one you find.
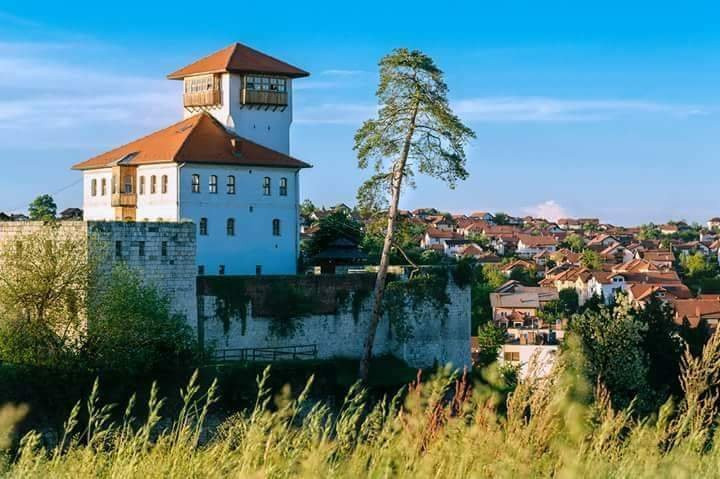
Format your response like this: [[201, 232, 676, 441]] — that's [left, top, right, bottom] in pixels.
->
[[167, 43, 309, 154]]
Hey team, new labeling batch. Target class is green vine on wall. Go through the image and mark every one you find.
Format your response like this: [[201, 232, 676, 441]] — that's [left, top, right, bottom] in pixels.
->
[[263, 283, 315, 338], [383, 269, 450, 343], [207, 278, 250, 335]]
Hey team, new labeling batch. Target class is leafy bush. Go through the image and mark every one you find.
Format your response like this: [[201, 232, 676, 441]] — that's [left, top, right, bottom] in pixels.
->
[[85, 265, 196, 373]]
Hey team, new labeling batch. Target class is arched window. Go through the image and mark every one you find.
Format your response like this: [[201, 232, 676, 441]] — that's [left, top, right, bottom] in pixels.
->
[[227, 175, 236, 194], [91, 179, 97, 197], [150, 175, 157, 194], [191, 174, 200, 193], [101, 178, 107, 196], [279, 177, 288, 196], [272, 218, 280, 236], [199, 217, 208, 236], [161, 175, 168, 194], [226, 218, 235, 236], [209, 175, 218, 194], [263, 177, 271, 196], [139, 176, 145, 195]]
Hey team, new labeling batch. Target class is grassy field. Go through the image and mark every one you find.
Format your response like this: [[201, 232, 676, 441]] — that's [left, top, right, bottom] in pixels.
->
[[2, 338, 720, 478]]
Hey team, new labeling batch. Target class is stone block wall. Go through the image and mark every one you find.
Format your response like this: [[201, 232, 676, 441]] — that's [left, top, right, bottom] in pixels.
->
[[198, 273, 471, 369], [0, 221, 197, 325]]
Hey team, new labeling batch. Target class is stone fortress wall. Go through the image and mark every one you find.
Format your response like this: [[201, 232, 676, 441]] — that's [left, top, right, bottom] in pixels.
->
[[0, 221, 471, 369]]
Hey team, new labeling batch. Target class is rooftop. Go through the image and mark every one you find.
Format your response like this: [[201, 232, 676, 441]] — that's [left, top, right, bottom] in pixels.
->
[[167, 42, 309, 80], [73, 113, 311, 171]]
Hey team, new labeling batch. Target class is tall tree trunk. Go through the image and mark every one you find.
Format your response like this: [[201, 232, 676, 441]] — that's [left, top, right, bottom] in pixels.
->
[[359, 101, 419, 381]]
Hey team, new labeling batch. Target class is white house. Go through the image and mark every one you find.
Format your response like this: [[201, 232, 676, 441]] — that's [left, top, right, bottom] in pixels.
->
[[73, 43, 312, 275], [516, 234, 558, 258]]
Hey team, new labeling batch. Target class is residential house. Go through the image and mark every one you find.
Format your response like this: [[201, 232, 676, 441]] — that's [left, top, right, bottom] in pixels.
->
[[516, 234, 558, 258], [707, 217, 720, 230], [489, 280, 559, 321]]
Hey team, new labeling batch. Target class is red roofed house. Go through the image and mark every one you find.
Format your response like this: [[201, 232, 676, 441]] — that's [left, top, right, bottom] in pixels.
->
[[73, 43, 311, 275], [516, 234, 558, 258]]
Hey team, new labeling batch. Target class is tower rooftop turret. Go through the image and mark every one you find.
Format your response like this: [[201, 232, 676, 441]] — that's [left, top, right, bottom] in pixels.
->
[[167, 42, 310, 80]]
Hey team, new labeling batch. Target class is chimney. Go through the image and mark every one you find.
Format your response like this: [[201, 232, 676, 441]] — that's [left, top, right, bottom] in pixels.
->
[[231, 138, 242, 154]]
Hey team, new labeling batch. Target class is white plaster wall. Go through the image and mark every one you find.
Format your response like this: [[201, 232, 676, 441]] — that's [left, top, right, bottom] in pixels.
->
[[135, 164, 180, 221], [82, 169, 114, 220], [501, 344, 558, 378], [199, 280, 472, 370], [184, 73, 293, 154], [178, 164, 300, 275]]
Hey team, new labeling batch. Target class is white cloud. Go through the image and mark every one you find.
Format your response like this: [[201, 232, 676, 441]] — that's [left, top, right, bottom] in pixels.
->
[[0, 42, 178, 147], [453, 97, 704, 122], [522, 200, 569, 222]]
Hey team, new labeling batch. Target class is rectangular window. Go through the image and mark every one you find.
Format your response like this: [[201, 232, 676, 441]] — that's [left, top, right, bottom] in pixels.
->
[[198, 265, 205, 275], [115, 241, 122, 258], [138, 241, 145, 257], [139, 176, 145, 195], [150, 175, 157, 194], [161, 241, 168, 257], [263, 177, 271, 196], [111, 175, 117, 194], [192, 174, 200, 193], [272, 219, 280, 236], [227, 175, 236, 194], [503, 352, 520, 362], [255, 265, 262, 276], [279, 177, 288, 196], [199, 218, 208, 236], [123, 175, 133, 194], [218, 265, 225, 275], [101, 179, 107, 196], [209, 175, 217, 194], [184, 74, 214, 93], [162, 175, 168, 194], [227, 218, 235, 236], [91, 179, 97, 197]]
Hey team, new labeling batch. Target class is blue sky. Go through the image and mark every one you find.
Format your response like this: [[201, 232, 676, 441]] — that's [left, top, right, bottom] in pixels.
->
[[1, 1, 719, 225]]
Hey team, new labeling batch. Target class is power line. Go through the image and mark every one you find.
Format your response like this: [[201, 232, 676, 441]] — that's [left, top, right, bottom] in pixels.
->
[[4, 177, 83, 213]]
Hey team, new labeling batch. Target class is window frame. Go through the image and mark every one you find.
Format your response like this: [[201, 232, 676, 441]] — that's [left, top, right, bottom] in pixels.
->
[[150, 175, 157, 194], [227, 175, 236, 195], [199, 217, 208, 236], [263, 176, 271, 196], [209, 175, 218, 194], [279, 177, 288, 196], [226, 218, 235, 236], [139, 176, 145, 195], [91, 179, 97, 197], [272, 218, 281, 236], [192, 174, 200, 193], [161, 175, 168, 194], [101, 178, 107, 196]]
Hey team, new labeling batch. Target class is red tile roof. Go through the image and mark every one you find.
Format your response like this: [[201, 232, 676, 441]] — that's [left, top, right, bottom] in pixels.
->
[[72, 113, 311, 170], [167, 43, 309, 80]]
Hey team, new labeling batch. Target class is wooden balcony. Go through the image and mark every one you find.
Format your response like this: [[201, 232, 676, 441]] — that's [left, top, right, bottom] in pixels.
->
[[111, 192, 137, 208], [241, 89, 288, 107], [183, 89, 222, 108]]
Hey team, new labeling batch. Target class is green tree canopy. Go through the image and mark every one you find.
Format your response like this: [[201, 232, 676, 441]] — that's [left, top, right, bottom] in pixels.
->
[[475, 322, 506, 368], [354, 48, 475, 380], [86, 265, 195, 373], [580, 249, 602, 270], [28, 194, 57, 221], [305, 211, 363, 258]]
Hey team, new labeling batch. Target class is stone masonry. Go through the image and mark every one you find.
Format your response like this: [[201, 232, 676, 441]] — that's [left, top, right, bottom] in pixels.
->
[[0, 221, 197, 326], [198, 274, 472, 369]]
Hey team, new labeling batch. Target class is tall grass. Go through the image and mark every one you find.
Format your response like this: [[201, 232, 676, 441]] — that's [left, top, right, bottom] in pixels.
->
[[4, 335, 720, 478]]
